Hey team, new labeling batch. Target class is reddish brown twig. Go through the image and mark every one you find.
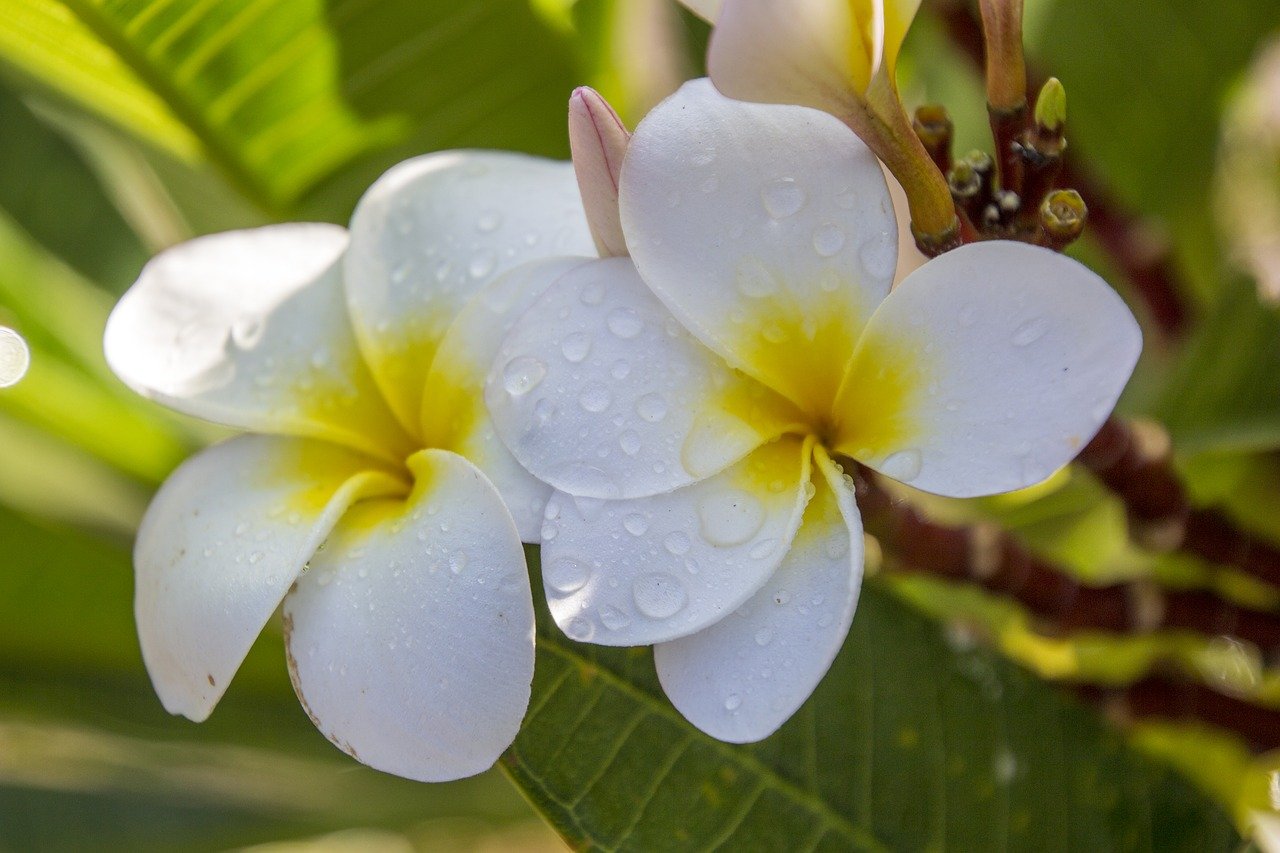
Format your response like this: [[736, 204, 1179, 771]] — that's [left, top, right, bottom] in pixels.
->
[[1080, 418, 1280, 588], [936, 1, 1192, 335], [854, 468, 1280, 651], [853, 467, 1280, 749], [1077, 677, 1280, 753]]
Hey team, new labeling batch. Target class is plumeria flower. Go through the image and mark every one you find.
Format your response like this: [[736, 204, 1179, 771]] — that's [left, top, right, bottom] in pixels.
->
[[487, 80, 1140, 743], [679, 0, 920, 122], [105, 152, 596, 780]]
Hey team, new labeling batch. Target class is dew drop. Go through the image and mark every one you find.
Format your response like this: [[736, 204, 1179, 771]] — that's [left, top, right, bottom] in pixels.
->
[[623, 513, 650, 536], [546, 557, 591, 594], [632, 573, 688, 618], [1011, 317, 1049, 346], [880, 448, 923, 482], [610, 359, 632, 380], [560, 331, 591, 363], [859, 234, 897, 280], [476, 209, 503, 232], [533, 397, 556, 424], [580, 279, 606, 305], [615, 430, 641, 456], [606, 307, 643, 338], [468, 249, 497, 279], [697, 488, 766, 547], [449, 551, 468, 574], [724, 693, 742, 711], [599, 605, 632, 631], [754, 628, 774, 646], [812, 224, 846, 257], [502, 356, 547, 396], [578, 382, 612, 412], [761, 177, 806, 218], [636, 393, 668, 423], [566, 617, 595, 641], [664, 531, 692, 556]]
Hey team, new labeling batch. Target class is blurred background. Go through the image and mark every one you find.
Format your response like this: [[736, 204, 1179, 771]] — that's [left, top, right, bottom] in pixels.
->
[[3, 0, 1280, 849]]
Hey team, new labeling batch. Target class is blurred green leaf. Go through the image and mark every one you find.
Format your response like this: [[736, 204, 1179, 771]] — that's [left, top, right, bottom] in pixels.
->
[[0, 0, 583, 216], [1154, 278, 1280, 452], [1030, 0, 1280, 301], [0, 506, 543, 850], [504, 549, 1238, 850], [0, 82, 147, 290]]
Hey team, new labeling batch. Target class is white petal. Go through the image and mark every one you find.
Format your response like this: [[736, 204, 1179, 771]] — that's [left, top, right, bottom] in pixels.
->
[[833, 241, 1142, 497], [619, 79, 897, 416], [542, 436, 812, 647], [569, 87, 630, 258], [344, 152, 595, 429], [655, 447, 863, 743], [105, 225, 412, 461], [488, 257, 801, 500], [707, 0, 883, 117], [135, 435, 404, 722], [423, 257, 590, 541], [283, 449, 535, 783]]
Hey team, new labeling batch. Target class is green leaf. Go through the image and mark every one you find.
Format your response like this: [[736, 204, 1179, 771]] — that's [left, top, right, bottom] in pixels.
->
[[0, 505, 546, 850], [0, 0, 583, 215], [1029, 0, 1280, 300], [1154, 277, 1280, 453], [0, 82, 147, 290], [505, 549, 1238, 850]]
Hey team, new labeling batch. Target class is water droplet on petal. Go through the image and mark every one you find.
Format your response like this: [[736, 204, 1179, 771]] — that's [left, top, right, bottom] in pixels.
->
[[546, 557, 591, 594], [566, 616, 595, 641], [761, 177, 806, 218], [560, 331, 591, 363], [880, 448, 923, 482], [632, 573, 688, 618], [697, 488, 766, 547], [623, 513, 650, 536], [812, 224, 846, 257], [1011, 317, 1049, 346], [468, 250, 497, 279], [599, 605, 632, 631], [824, 533, 850, 559], [610, 359, 631, 380], [636, 393, 668, 423], [578, 382, 612, 412], [230, 317, 264, 348], [580, 279, 606, 305], [664, 531, 692, 555], [476, 209, 503, 232], [724, 692, 742, 711], [502, 356, 547, 396], [619, 430, 641, 455], [859, 234, 897, 280], [754, 628, 773, 646], [449, 551, 467, 574], [606, 307, 643, 338]]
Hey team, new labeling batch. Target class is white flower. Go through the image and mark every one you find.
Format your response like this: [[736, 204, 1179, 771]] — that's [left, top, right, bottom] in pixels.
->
[[681, 0, 921, 119], [105, 152, 596, 780], [486, 81, 1141, 743]]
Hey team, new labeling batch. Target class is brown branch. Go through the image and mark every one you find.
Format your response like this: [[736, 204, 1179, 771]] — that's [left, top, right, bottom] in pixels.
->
[[1076, 677, 1280, 753], [1080, 417, 1280, 588], [936, 0, 1192, 335], [854, 468, 1280, 648], [853, 467, 1280, 748]]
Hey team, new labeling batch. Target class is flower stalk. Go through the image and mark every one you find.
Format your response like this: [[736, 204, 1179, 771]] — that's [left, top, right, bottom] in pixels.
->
[[978, 0, 1029, 194]]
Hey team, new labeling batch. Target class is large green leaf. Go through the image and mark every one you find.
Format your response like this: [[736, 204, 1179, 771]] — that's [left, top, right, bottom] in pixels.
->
[[0, 0, 583, 215], [505, 549, 1238, 850]]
